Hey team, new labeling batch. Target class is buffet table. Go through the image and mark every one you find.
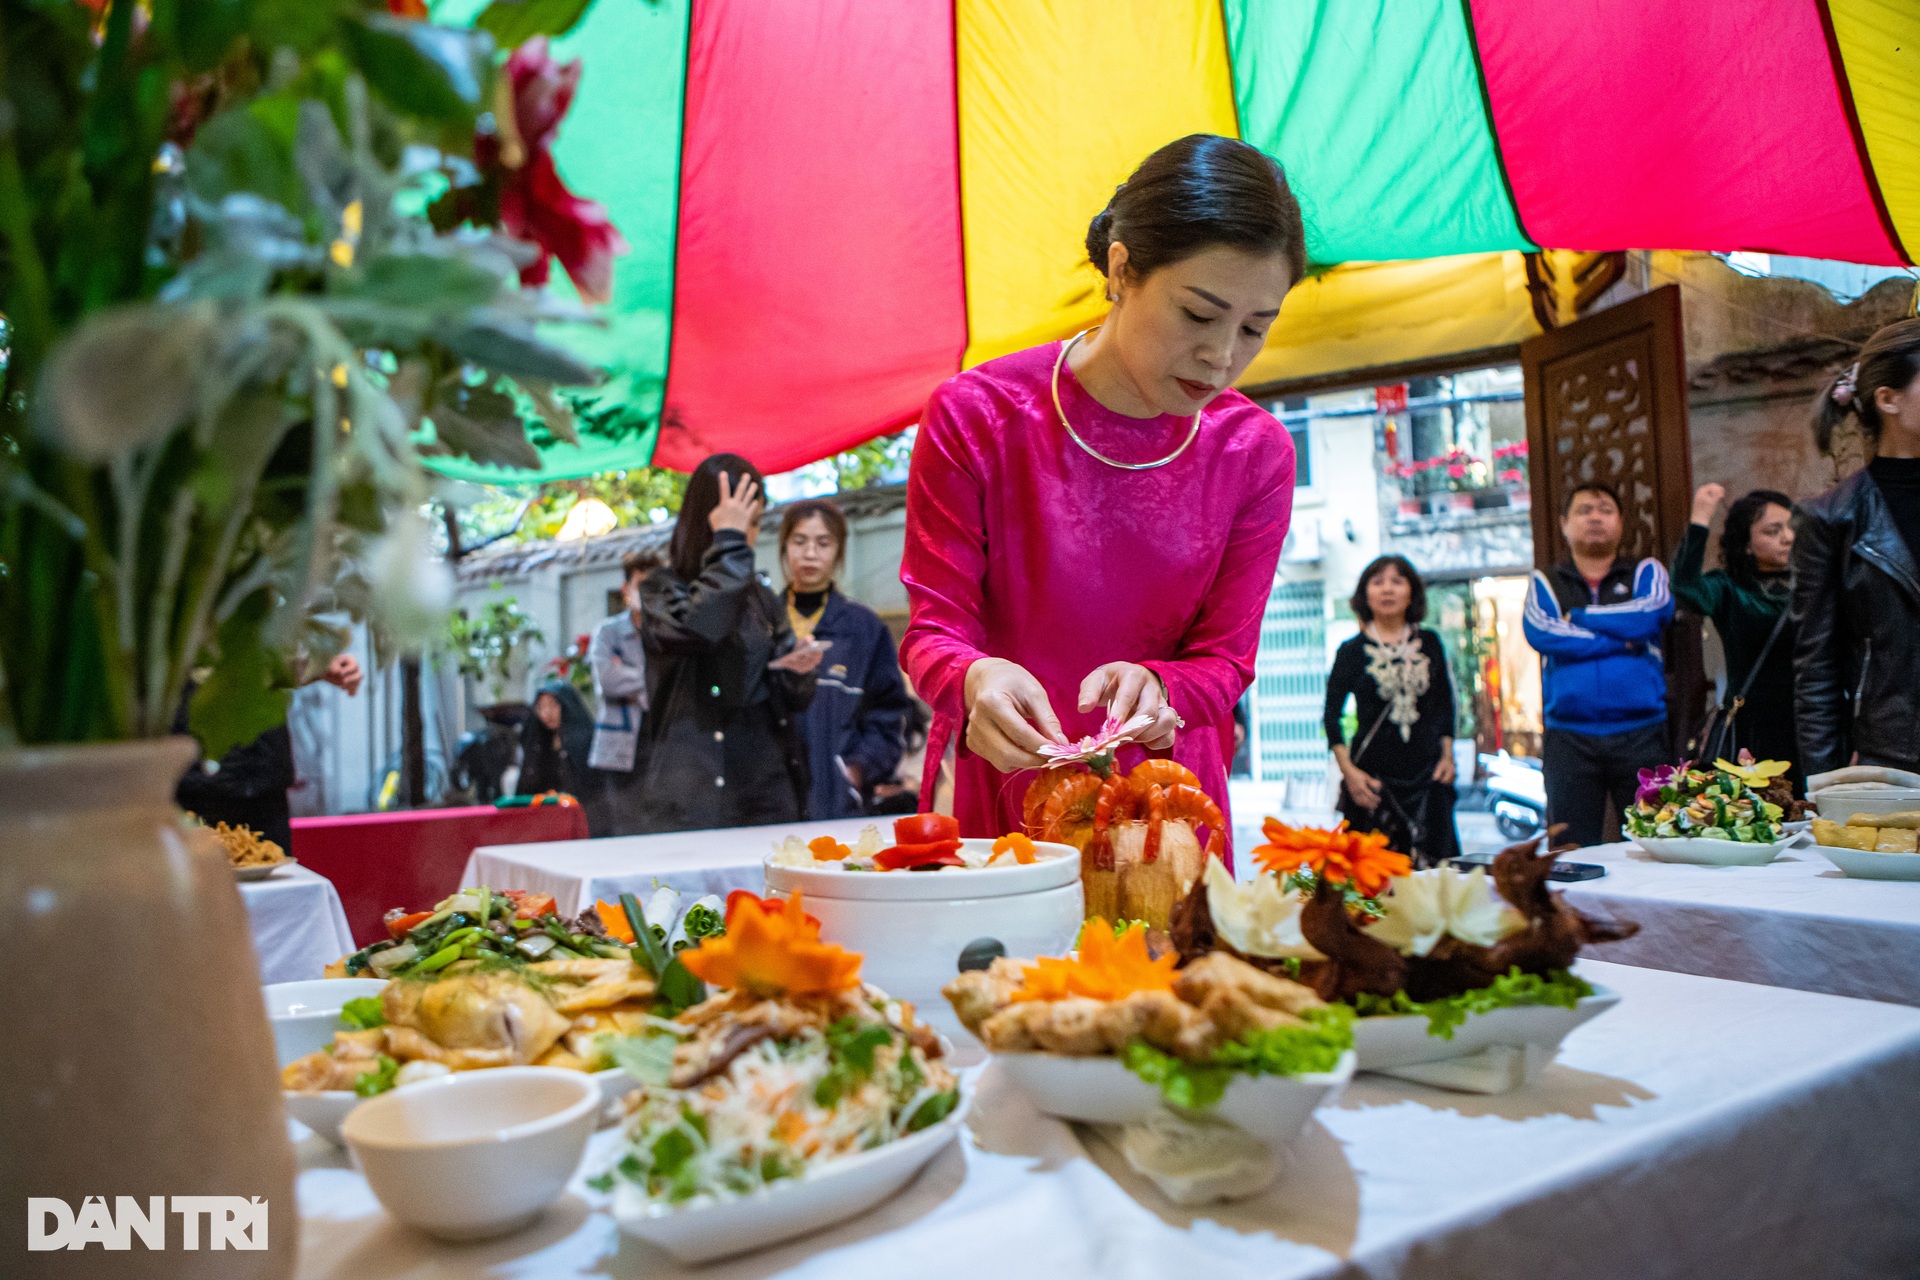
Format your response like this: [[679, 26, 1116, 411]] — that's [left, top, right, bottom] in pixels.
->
[[239, 864, 356, 984], [459, 817, 874, 917], [291, 961, 1920, 1279], [1566, 840, 1920, 1007], [292, 803, 590, 945]]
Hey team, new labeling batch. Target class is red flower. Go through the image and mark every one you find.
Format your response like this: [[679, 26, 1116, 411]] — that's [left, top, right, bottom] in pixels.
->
[[387, 0, 429, 16], [479, 38, 628, 304]]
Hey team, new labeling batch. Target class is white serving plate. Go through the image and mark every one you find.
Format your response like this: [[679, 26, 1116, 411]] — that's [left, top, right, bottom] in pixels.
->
[[290, 1065, 636, 1147], [991, 1049, 1353, 1148], [1630, 833, 1799, 866], [613, 1094, 969, 1264], [1351, 984, 1620, 1074], [1816, 844, 1920, 882], [235, 857, 297, 881], [1811, 785, 1920, 821], [766, 839, 1084, 1046]]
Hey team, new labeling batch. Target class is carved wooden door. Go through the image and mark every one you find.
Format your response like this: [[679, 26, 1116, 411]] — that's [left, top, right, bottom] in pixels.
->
[[1521, 284, 1702, 753]]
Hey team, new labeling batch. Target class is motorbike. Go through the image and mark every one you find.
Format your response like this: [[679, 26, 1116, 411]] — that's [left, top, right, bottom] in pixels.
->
[[1480, 750, 1546, 840]]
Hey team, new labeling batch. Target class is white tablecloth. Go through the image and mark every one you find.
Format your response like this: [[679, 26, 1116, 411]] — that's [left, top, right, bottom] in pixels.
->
[[240, 864, 356, 984], [459, 818, 877, 917], [1567, 840, 1920, 1006], [293, 961, 1920, 1279]]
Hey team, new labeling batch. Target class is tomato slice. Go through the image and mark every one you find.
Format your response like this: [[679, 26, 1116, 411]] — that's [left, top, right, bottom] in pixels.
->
[[385, 909, 434, 940], [513, 894, 557, 920], [875, 838, 965, 871], [892, 813, 960, 845]]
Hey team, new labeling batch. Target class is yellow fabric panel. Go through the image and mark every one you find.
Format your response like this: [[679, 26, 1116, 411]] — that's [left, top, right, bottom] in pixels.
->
[[1237, 253, 1542, 390], [1828, 0, 1920, 261], [956, 0, 1239, 368]]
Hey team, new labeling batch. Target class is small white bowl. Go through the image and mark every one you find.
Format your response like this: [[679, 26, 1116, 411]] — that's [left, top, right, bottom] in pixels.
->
[[992, 1049, 1354, 1148], [285, 1090, 363, 1147], [1812, 786, 1920, 821], [263, 978, 389, 1067], [615, 1094, 969, 1264], [342, 1066, 599, 1241], [765, 839, 1084, 1045]]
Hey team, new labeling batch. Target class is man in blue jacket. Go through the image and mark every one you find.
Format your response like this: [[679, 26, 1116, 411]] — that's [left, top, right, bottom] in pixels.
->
[[1524, 482, 1675, 847], [778, 499, 913, 819]]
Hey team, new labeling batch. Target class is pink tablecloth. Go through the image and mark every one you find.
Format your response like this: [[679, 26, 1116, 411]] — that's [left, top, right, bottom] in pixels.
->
[[290, 804, 589, 947]]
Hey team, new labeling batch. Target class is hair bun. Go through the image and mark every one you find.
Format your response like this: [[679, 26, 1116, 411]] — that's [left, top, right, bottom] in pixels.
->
[[1085, 203, 1117, 275]]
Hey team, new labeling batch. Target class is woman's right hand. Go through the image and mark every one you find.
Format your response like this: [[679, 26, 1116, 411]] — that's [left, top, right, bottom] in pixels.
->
[[709, 471, 763, 534], [1342, 763, 1382, 809], [963, 658, 1066, 773], [1690, 482, 1726, 527]]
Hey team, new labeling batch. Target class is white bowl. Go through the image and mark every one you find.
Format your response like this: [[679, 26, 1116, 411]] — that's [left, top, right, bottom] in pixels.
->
[[291, 1065, 633, 1148], [1629, 833, 1798, 866], [342, 1066, 599, 1241], [614, 1095, 968, 1263], [1816, 844, 1920, 881], [263, 978, 389, 1067], [235, 857, 297, 881], [1812, 786, 1920, 821], [1352, 985, 1620, 1074], [991, 1049, 1353, 1149], [765, 840, 1084, 1045]]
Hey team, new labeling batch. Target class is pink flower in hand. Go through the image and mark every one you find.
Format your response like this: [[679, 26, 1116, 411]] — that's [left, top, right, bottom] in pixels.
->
[[1036, 712, 1157, 766]]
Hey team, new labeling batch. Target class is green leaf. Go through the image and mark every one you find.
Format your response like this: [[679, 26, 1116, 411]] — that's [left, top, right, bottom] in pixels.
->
[[341, 17, 491, 126], [187, 107, 303, 211], [439, 312, 601, 385], [37, 303, 219, 461], [339, 997, 386, 1031], [353, 1054, 400, 1098], [1122, 1006, 1353, 1110], [903, 1088, 959, 1133], [171, 0, 252, 72], [476, 0, 598, 47], [187, 591, 293, 761], [1350, 969, 1592, 1040], [604, 1032, 676, 1085], [426, 382, 542, 471], [655, 957, 706, 1014], [341, 254, 504, 312]]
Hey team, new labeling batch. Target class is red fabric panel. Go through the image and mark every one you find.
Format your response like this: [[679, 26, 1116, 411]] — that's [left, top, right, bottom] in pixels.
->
[[656, 0, 967, 474], [1467, 0, 1905, 264], [291, 804, 589, 946]]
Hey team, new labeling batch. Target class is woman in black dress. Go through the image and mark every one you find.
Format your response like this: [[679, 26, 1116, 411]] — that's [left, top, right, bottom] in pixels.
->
[[1323, 555, 1460, 867], [637, 453, 823, 832]]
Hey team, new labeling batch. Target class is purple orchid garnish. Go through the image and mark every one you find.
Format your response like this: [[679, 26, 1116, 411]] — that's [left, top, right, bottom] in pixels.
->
[[1635, 762, 1687, 806]]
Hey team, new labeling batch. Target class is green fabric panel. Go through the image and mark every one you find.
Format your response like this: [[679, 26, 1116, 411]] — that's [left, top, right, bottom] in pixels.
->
[[426, 0, 688, 483], [1222, 0, 1533, 264]]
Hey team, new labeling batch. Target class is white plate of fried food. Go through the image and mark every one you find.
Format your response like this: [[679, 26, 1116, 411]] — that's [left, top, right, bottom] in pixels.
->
[[1812, 812, 1920, 880], [198, 818, 293, 879], [946, 949, 1354, 1149]]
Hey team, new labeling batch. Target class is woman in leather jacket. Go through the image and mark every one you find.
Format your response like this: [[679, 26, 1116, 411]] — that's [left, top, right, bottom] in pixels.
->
[[1793, 318, 1920, 776], [637, 454, 823, 831]]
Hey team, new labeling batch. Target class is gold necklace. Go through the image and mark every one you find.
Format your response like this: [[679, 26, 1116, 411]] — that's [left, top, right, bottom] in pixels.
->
[[1051, 330, 1203, 471]]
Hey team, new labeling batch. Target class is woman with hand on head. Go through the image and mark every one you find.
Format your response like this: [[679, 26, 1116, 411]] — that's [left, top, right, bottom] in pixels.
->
[[1672, 483, 1800, 788], [1323, 556, 1460, 868], [636, 453, 823, 832], [1795, 318, 1920, 777], [900, 135, 1303, 862]]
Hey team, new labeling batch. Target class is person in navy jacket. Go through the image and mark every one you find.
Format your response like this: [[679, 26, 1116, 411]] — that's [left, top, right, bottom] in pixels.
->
[[1523, 481, 1675, 847], [778, 499, 913, 819]]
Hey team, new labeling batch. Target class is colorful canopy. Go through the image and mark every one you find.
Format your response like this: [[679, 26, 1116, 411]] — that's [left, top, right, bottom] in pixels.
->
[[432, 0, 1920, 483]]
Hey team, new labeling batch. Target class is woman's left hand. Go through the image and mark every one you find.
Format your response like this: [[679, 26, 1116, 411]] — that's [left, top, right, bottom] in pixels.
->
[[1078, 662, 1179, 750], [769, 639, 827, 674], [1432, 747, 1456, 785]]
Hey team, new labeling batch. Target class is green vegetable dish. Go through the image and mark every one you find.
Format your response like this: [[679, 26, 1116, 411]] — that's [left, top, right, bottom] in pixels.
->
[[589, 997, 960, 1207], [1349, 968, 1594, 1039]]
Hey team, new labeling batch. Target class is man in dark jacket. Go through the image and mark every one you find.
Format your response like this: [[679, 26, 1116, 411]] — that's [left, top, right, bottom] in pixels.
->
[[778, 499, 912, 819], [1523, 482, 1675, 847]]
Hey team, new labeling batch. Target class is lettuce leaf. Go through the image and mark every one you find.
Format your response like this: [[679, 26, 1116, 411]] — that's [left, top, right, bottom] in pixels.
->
[[1349, 968, 1592, 1040], [1122, 1005, 1354, 1109]]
